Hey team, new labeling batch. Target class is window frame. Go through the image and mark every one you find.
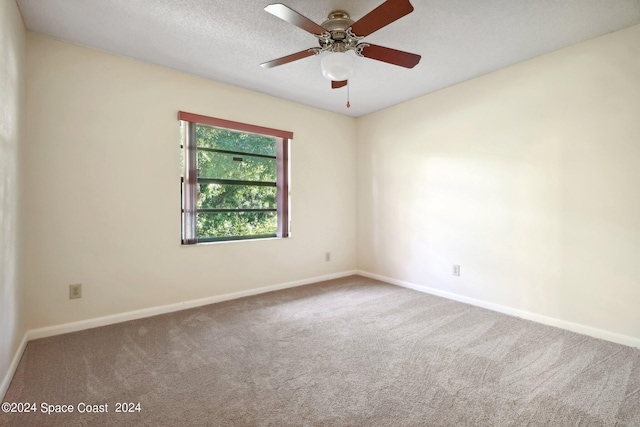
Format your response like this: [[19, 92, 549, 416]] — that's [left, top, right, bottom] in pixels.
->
[[179, 111, 292, 244]]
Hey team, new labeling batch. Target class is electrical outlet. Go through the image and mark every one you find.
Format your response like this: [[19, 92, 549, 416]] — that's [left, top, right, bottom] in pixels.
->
[[325, 252, 331, 262], [69, 283, 82, 299], [453, 265, 460, 276]]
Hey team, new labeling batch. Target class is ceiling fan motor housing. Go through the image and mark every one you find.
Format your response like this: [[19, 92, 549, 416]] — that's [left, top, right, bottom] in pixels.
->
[[318, 11, 363, 53], [322, 11, 353, 32]]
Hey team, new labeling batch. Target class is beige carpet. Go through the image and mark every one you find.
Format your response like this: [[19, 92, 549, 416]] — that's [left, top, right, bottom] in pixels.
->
[[2, 275, 640, 426]]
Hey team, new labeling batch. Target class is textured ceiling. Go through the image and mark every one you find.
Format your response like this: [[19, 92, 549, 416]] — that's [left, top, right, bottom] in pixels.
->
[[16, 0, 640, 117]]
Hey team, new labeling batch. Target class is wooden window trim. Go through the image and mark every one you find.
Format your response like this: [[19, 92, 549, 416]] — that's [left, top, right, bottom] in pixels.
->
[[183, 121, 198, 244], [277, 138, 290, 238], [178, 111, 293, 140]]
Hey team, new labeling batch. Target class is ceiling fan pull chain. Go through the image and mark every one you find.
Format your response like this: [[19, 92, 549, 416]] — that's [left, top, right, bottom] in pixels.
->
[[346, 81, 351, 108]]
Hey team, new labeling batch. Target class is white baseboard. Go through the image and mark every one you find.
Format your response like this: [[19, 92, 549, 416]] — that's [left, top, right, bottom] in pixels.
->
[[1, 332, 28, 401], [28, 270, 358, 341], [357, 270, 640, 349]]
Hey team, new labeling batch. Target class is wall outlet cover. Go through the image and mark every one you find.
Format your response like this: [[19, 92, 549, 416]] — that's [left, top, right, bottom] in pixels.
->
[[69, 283, 82, 299], [453, 265, 461, 276]]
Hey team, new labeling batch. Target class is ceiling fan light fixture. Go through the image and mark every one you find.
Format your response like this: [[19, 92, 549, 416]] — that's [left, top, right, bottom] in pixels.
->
[[321, 52, 354, 81]]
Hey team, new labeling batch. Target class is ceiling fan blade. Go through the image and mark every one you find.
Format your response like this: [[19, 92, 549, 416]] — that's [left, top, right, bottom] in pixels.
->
[[260, 49, 316, 68], [350, 0, 414, 37], [331, 80, 348, 89], [360, 44, 421, 68], [264, 4, 327, 35]]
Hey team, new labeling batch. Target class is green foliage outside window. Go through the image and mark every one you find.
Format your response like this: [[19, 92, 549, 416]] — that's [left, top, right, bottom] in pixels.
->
[[193, 125, 278, 240]]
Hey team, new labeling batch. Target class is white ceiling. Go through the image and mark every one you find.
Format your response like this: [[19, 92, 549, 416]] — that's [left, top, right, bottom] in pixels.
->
[[16, 0, 640, 117]]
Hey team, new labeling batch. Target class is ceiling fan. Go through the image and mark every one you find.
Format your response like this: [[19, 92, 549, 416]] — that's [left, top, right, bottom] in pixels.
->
[[260, 0, 421, 91]]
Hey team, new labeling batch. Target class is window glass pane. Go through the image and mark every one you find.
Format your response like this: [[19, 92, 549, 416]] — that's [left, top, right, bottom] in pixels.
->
[[195, 124, 276, 157], [198, 150, 276, 182], [196, 211, 277, 239], [197, 184, 276, 210]]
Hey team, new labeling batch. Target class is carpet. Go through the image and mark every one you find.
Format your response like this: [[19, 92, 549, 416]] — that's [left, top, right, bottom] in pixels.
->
[[2, 275, 639, 426]]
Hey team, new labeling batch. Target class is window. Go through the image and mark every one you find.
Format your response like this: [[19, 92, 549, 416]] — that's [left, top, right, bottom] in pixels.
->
[[179, 112, 292, 244]]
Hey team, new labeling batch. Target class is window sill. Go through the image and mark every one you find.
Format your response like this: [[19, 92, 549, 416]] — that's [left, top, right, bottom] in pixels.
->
[[181, 235, 291, 246]]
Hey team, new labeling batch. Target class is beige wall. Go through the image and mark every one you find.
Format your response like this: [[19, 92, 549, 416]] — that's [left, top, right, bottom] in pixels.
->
[[24, 33, 357, 329], [357, 25, 640, 341], [0, 0, 26, 395]]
